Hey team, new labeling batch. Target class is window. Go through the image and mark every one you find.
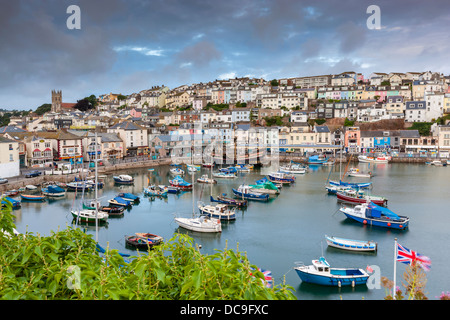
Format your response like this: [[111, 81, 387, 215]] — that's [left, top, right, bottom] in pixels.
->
[[9, 154, 13, 161]]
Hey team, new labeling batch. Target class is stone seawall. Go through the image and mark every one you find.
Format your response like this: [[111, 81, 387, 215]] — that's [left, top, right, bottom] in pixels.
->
[[0, 158, 172, 193]]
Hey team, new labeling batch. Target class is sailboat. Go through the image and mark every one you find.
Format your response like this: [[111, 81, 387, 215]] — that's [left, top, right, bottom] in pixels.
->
[[71, 132, 108, 227], [326, 149, 372, 190], [174, 166, 222, 233]]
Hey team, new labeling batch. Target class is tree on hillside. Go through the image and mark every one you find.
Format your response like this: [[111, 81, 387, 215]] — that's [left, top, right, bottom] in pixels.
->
[[270, 79, 279, 86], [83, 95, 98, 108], [35, 103, 52, 115], [74, 99, 94, 112]]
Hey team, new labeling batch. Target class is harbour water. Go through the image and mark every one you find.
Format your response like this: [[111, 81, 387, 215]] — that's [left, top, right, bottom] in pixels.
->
[[12, 162, 450, 300]]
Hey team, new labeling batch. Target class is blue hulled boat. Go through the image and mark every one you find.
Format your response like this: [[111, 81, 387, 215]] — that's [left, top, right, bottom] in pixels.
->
[[294, 257, 369, 287], [267, 172, 295, 184], [210, 194, 248, 207], [339, 202, 409, 230], [113, 174, 134, 185], [1, 196, 21, 209], [117, 192, 140, 202], [232, 185, 269, 201], [42, 185, 66, 198], [329, 179, 372, 189], [308, 155, 328, 165], [108, 196, 132, 207], [20, 194, 46, 201]]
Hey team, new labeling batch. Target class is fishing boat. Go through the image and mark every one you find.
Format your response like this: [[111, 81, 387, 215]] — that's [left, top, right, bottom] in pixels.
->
[[187, 164, 201, 171], [26, 185, 38, 190], [202, 163, 213, 168], [198, 202, 236, 220], [249, 180, 280, 195], [279, 164, 306, 174], [425, 160, 447, 166], [294, 257, 369, 287], [42, 185, 66, 198], [159, 185, 180, 194], [86, 179, 104, 189], [169, 176, 192, 190], [235, 164, 250, 173], [220, 166, 237, 173], [325, 235, 377, 252], [1, 196, 21, 209], [98, 205, 125, 217], [125, 233, 163, 250], [4, 190, 19, 197], [20, 194, 45, 201], [66, 181, 92, 192], [170, 167, 185, 175], [210, 194, 248, 207], [197, 174, 217, 184], [212, 171, 236, 179], [347, 168, 373, 178], [113, 174, 134, 184], [328, 179, 372, 189], [308, 154, 328, 165], [232, 185, 270, 201], [144, 185, 168, 197], [117, 192, 140, 203], [336, 189, 387, 206], [71, 208, 108, 224], [267, 172, 295, 184], [339, 202, 409, 230], [325, 184, 354, 195], [108, 196, 132, 207], [358, 155, 391, 163]]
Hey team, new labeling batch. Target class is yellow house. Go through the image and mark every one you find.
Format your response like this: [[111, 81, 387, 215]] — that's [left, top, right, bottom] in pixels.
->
[[165, 92, 190, 109]]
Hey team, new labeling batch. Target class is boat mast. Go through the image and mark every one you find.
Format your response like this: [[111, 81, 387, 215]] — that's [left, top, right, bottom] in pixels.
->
[[95, 131, 99, 242]]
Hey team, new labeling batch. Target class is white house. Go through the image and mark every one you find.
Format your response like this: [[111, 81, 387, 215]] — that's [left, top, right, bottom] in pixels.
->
[[424, 92, 445, 122], [405, 101, 426, 122], [290, 111, 308, 123], [0, 136, 20, 178]]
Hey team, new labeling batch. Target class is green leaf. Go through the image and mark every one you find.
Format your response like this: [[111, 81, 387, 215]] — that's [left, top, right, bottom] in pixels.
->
[[34, 246, 42, 258]]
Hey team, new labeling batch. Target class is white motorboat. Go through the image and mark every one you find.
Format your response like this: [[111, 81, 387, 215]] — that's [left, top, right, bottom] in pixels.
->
[[197, 174, 217, 184], [198, 202, 236, 220], [347, 168, 373, 178], [174, 215, 222, 233]]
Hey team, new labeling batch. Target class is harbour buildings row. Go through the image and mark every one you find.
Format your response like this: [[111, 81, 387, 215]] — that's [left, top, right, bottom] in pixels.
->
[[2, 70, 450, 178]]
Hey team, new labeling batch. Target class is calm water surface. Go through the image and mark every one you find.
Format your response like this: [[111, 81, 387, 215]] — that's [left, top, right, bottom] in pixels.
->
[[12, 162, 450, 300]]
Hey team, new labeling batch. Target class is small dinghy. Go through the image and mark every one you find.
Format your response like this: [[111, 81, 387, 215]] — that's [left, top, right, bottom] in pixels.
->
[[125, 233, 163, 250], [325, 235, 377, 252]]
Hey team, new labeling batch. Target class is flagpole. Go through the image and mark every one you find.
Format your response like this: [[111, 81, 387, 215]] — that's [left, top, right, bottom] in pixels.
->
[[393, 237, 397, 299]]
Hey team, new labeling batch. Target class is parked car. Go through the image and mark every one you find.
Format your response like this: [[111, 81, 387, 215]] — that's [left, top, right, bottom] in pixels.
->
[[25, 170, 42, 178], [0, 178, 8, 184]]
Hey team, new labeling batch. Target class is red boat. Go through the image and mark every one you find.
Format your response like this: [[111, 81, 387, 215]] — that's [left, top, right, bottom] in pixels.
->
[[336, 190, 387, 206]]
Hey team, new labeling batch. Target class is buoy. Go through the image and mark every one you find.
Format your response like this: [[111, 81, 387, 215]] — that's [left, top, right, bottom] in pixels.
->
[[338, 281, 341, 288], [351, 280, 355, 287], [363, 220, 367, 224], [399, 225, 403, 229], [387, 222, 391, 227]]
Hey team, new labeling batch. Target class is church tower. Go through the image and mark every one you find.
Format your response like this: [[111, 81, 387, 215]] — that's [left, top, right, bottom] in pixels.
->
[[51, 90, 62, 113]]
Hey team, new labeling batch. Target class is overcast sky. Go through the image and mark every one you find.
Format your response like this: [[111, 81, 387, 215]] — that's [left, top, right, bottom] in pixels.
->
[[1, 0, 450, 110]]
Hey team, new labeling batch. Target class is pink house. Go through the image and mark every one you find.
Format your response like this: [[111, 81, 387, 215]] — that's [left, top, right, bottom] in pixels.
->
[[375, 89, 387, 102], [130, 108, 142, 118], [217, 90, 225, 104]]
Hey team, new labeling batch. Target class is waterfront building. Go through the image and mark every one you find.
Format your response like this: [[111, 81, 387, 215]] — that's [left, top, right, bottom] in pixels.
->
[[0, 136, 20, 178], [107, 120, 149, 157]]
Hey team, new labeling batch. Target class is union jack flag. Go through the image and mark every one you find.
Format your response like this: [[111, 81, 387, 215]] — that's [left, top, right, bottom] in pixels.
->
[[250, 268, 273, 288], [397, 243, 431, 271]]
